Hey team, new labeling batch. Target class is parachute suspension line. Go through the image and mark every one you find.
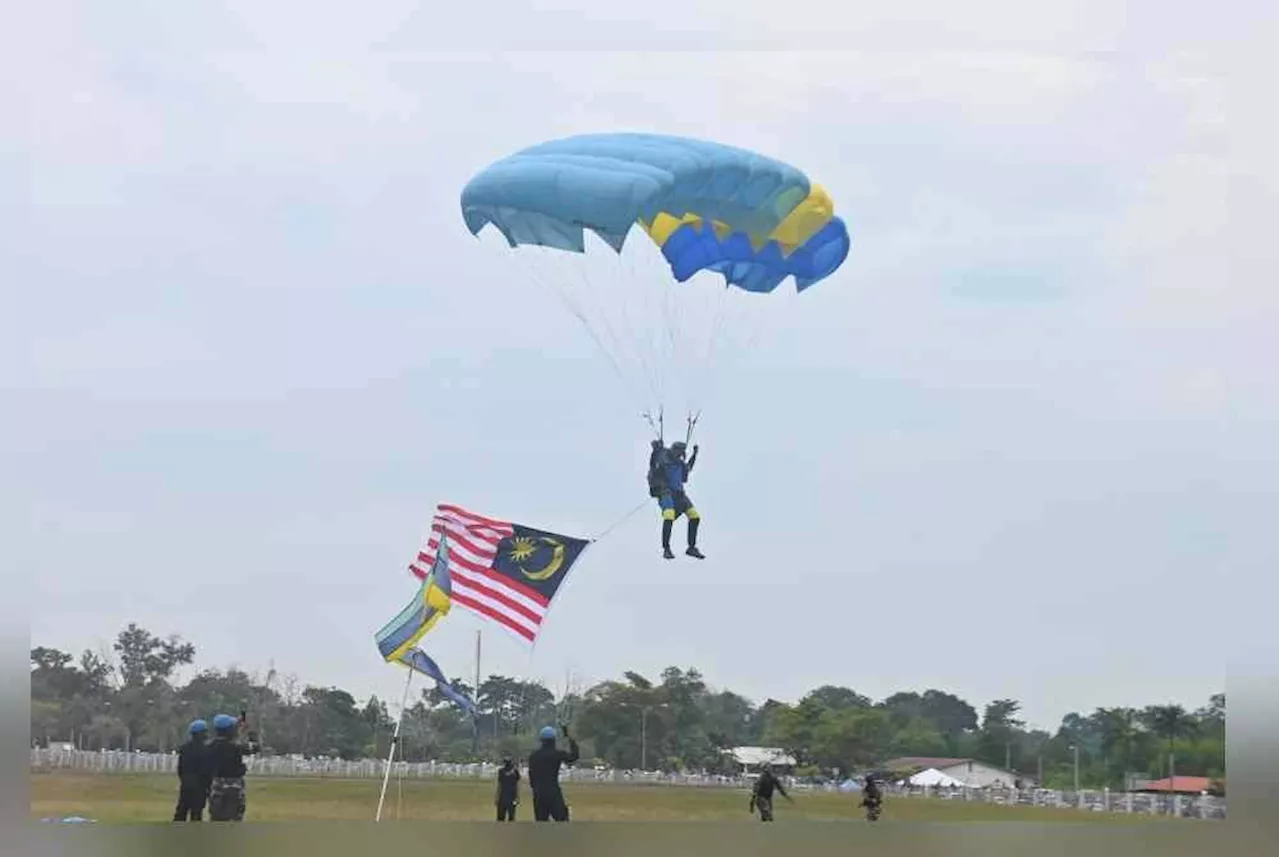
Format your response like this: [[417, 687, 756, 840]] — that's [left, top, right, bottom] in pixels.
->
[[693, 286, 783, 419], [686, 278, 734, 419], [567, 245, 663, 412], [614, 237, 666, 416], [500, 246, 648, 417], [658, 265, 683, 412]]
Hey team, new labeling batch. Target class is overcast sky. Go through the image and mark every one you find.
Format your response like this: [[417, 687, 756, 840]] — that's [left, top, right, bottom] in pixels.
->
[[8, 2, 1276, 732]]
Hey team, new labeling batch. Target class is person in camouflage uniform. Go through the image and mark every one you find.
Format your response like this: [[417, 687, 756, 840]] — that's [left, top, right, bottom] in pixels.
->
[[748, 763, 792, 822], [205, 712, 259, 822]]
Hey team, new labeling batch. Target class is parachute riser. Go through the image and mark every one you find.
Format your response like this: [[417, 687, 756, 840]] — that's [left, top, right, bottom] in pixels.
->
[[685, 411, 700, 446], [642, 408, 665, 442]]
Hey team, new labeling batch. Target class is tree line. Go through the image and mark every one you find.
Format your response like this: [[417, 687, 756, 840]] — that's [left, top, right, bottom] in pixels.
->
[[31, 623, 1224, 791]]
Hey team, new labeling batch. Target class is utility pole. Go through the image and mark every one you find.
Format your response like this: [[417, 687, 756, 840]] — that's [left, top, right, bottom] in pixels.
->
[[641, 707, 648, 772], [1070, 744, 1080, 792]]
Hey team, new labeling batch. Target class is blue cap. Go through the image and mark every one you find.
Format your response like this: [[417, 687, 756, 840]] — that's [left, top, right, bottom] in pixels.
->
[[189, 719, 207, 734], [212, 714, 237, 730], [539, 726, 556, 740]]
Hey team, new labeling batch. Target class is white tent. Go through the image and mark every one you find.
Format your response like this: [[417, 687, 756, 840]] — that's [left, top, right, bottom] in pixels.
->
[[908, 767, 969, 787]]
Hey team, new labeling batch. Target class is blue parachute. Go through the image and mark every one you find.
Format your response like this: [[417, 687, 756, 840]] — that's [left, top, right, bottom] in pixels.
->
[[460, 132, 854, 434]]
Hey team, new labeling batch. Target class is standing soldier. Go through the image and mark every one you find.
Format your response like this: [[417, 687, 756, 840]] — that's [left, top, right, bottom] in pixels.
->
[[748, 763, 793, 822], [859, 774, 883, 821], [494, 756, 521, 821], [527, 724, 579, 822], [172, 719, 211, 821], [206, 712, 259, 822]]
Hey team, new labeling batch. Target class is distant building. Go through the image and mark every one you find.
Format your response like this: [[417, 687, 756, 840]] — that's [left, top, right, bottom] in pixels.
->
[[728, 747, 797, 775], [882, 756, 1020, 788]]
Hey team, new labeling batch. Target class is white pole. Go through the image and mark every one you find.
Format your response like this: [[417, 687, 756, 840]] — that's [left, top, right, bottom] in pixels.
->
[[376, 668, 415, 822]]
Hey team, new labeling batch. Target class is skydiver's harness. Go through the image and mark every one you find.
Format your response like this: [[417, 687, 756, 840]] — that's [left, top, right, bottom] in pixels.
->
[[644, 410, 698, 497]]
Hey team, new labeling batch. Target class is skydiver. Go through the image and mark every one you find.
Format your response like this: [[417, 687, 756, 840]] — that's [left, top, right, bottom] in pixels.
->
[[172, 719, 212, 821], [527, 724, 579, 822], [655, 441, 703, 560]]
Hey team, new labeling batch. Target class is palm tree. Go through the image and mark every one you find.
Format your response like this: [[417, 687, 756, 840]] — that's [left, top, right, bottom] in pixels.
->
[[1141, 705, 1199, 775], [1093, 707, 1140, 787]]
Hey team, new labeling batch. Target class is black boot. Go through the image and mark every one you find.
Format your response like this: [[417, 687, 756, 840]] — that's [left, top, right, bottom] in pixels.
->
[[661, 520, 675, 559], [686, 519, 704, 559]]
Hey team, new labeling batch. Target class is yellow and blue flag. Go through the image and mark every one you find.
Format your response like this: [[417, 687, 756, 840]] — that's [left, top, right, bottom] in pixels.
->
[[375, 534, 454, 663]]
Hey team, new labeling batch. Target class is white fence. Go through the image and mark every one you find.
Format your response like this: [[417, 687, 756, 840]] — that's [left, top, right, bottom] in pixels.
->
[[31, 749, 1224, 820]]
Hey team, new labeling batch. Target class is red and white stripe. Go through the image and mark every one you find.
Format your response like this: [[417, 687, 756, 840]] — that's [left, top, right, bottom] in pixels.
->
[[408, 504, 550, 645]]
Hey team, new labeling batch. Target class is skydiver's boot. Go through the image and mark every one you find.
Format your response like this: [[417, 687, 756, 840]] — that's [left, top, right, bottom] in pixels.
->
[[686, 519, 704, 559], [662, 520, 675, 559]]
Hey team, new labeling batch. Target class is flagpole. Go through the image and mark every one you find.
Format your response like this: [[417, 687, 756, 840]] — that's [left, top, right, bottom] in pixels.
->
[[396, 732, 405, 821], [471, 629, 481, 756], [376, 667, 415, 822]]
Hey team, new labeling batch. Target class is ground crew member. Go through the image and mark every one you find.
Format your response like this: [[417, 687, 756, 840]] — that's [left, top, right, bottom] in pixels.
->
[[495, 756, 521, 821], [172, 719, 211, 821], [206, 712, 259, 822], [860, 774, 883, 820], [527, 724, 579, 822], [749, 763, 792, 821]]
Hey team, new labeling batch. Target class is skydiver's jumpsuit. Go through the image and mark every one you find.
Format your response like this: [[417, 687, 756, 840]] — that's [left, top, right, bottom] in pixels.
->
[[173, 736, 211, 821], [527, 735, 579, 822], [656, 447, 700, 557]]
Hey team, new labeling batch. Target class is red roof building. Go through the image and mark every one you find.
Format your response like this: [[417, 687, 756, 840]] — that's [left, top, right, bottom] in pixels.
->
[[1132, 776, 1211, 794]]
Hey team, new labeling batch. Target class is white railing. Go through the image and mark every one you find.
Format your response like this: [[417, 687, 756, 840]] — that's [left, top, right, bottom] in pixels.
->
[[30, 749, 1224, 819]]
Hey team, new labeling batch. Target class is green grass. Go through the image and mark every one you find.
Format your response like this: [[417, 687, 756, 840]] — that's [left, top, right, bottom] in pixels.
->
[[31, 771, 1183, 824]]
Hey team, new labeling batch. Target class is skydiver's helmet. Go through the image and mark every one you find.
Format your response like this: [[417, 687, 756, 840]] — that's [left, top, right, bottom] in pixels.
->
[[539, 726, 557, 742], [501, 756, 513, 767], [189, 719, 208, 736], [212, 713, 238, 737], [671, 442, 687, 458]]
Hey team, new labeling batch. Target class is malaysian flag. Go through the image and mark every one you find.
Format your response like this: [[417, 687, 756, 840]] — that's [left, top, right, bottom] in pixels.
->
[[409, 504, 590, 645]]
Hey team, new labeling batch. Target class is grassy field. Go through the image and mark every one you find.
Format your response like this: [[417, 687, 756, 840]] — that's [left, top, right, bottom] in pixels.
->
[[32, 771, 1184, 824]]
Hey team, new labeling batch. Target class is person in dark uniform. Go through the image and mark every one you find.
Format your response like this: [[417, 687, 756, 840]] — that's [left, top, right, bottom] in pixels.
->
[[206, 712, 259, 822], [172, 719, 211, 821], [527, 724, 579, 822], [748, 763, 792, 821], [495, 756, 521, 821], [860, 774, 883, 820]]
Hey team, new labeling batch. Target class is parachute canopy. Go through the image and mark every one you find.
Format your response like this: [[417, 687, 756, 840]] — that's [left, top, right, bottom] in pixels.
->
[[461, 133, 851, 294]]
